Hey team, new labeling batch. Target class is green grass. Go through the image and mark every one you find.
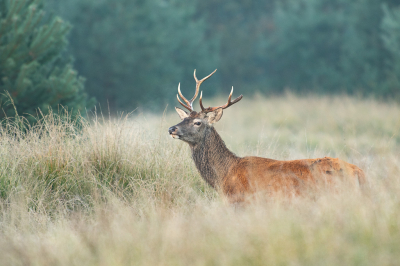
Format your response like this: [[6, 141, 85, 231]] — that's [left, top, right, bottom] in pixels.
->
[[0, 94, 400, 265]]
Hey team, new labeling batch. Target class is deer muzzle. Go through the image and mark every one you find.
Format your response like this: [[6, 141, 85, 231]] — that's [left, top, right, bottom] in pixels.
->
[[168, 126, 180, 139]]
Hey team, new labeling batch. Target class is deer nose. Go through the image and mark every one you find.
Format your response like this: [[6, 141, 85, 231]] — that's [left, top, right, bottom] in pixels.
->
[[169, 126, 177, 134]]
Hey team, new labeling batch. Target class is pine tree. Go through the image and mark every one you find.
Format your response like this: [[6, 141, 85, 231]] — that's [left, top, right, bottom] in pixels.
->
[[0, 0, 94, 122]]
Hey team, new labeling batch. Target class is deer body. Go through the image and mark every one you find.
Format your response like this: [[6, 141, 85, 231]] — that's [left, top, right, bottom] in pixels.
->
[[169, 70, 366, 203], [223, 156, 365, 201]]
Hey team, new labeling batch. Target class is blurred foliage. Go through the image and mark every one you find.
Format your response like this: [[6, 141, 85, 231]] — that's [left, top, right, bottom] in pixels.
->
[[0, 0, 94, 122], [260, 0, 385, 94], [46, 0, 400, 111], [48, 0, 218, 110], [381, 4, 400, 97]]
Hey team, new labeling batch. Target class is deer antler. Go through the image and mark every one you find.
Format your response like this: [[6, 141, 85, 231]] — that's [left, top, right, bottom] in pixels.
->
[[199, 86, 243, 113], [176, 69, 217, 112]]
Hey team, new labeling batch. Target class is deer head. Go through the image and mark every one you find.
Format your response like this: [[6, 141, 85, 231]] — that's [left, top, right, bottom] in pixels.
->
[[168, 69, 243, 145]]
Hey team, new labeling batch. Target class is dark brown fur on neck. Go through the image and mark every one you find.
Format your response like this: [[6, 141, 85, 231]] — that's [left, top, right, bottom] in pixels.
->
[[190, 127, 239, 188]]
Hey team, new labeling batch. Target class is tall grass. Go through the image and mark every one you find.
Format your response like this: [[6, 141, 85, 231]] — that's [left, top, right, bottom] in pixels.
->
[[0, 94, 399, 265]]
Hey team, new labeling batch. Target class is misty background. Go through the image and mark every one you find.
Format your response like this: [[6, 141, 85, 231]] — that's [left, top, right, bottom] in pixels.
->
[[2, 0, 400, 116]]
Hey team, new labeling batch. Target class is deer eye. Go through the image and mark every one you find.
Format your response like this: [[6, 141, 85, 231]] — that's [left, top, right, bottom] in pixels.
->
[[194, 121, 201, 126]]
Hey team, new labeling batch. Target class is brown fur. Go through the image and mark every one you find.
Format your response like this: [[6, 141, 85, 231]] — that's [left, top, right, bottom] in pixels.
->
[[223, 156, 366, 203]]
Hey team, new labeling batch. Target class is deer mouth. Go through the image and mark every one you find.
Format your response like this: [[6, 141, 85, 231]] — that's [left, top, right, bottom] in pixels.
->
[[170, 133, 180, 139]]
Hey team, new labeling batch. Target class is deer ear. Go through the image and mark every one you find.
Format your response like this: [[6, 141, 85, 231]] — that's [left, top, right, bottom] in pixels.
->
[[175, 107, 189, 120], [207, 108, 223, 124]]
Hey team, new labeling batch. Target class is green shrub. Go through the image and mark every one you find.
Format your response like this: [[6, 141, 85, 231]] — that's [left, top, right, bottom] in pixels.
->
[[0, 0, 95, 123]]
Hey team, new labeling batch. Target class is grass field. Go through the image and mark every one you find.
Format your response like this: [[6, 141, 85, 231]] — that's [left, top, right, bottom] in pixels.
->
[[0, 94, 400, 265]]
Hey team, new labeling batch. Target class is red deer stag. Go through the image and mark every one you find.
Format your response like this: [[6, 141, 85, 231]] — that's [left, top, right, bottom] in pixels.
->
[[168, 69, 366, 203]]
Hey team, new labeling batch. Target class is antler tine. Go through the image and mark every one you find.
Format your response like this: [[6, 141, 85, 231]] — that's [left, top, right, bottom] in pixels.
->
[[226, 86, 243, 106], [177, 94, 191, 111], [177, 83, 193, 111], [200, 86, 243, 113], [199, 91, 205, 112], [176, 69, 217, 112], [193, 69, 217, 103]]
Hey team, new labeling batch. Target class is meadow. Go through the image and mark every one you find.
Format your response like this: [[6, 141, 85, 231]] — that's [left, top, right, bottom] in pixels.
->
[[0, 94, 399, 265]]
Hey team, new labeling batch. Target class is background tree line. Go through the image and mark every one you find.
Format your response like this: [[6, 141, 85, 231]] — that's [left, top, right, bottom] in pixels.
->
[[2, 0, 400, 118]]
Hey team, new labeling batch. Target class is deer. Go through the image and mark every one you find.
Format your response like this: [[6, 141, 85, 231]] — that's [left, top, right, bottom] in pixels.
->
[[168, 69, 366, 203]]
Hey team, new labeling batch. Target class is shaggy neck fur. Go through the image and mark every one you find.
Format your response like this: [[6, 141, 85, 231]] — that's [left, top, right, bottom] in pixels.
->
[[190, 126, 239, 188]]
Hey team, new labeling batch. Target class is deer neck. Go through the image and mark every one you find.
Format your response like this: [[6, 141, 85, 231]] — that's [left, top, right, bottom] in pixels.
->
[[190, 127, 239, 189]]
